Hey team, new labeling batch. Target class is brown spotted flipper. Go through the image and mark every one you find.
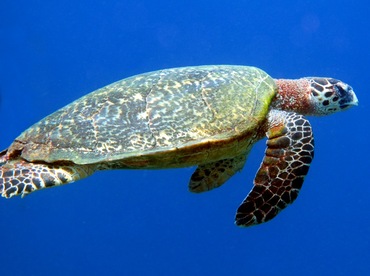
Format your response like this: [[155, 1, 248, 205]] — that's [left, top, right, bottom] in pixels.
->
[[0, 159, 95, 198], [189, 153, 249, 193], [235, 110, 314, 226]]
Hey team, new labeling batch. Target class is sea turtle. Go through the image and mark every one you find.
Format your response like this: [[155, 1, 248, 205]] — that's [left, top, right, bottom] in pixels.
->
[[0, 65, 358, 226]]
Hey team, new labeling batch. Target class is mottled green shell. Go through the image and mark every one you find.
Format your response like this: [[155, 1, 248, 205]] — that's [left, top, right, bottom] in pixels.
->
[[13, 65, 277, 164]]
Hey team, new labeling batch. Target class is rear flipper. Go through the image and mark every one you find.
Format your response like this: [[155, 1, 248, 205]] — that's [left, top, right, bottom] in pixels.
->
[[188, 152, 249, 193], [0, 160, 95, 198]]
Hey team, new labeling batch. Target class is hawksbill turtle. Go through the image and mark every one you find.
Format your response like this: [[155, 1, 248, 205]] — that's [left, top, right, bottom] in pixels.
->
[[0, 65, 358, 226]]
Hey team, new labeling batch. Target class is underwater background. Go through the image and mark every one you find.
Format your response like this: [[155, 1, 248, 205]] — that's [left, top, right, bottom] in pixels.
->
[[1, 0, 369, 275]]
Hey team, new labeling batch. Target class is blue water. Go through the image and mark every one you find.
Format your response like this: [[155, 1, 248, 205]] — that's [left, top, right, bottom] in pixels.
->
[[1, 1, 369, 275]]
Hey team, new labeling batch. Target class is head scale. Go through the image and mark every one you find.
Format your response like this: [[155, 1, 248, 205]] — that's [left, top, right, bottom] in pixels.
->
[[308, 77, 358, 115]]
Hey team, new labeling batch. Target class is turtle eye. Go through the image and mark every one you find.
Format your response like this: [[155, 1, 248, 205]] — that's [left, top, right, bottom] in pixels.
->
[[334, 84, 348, 98], [333, 83, 358, 110]]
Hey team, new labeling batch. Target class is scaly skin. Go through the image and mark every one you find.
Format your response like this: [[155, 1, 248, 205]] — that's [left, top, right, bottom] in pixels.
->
[[233, 77, 357, 226], [235, 110, 314, 226], [0, 65, 358, 227], [0, 158, 96, 198]]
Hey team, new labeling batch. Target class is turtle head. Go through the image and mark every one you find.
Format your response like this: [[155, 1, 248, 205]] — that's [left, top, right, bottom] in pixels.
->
[[274, 77, 358, 116], [307, 77, 358, 115]]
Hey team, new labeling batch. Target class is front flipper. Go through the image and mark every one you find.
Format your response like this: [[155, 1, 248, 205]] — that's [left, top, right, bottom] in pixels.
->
[[189, 153, 249, 193], [235, 110, 314, 226], [0, 160, 95, 198]]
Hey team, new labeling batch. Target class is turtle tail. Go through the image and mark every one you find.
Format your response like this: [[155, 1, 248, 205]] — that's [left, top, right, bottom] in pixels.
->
[[0, 159, 95, 198]]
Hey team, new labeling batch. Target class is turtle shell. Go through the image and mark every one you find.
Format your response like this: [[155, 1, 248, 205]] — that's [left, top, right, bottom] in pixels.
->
[[10, 65, 277, 165]]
